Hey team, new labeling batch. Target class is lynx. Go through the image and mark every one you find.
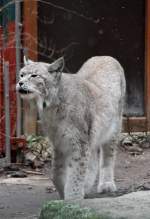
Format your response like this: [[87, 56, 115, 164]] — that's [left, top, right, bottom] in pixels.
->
[[16, 56, 126, 200]]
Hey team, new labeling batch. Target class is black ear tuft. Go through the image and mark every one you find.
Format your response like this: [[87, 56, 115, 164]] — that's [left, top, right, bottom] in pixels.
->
[[24, 56, 34, 66], [48, 57, 64, 73]]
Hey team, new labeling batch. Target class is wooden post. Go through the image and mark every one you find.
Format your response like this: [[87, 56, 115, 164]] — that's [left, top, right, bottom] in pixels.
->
[[23, 0, 38, 135], [145, 0, 150, 131], [23, 0, 38, 60], [15, 0, 22, 137], [123, 0, 150, 132], [3, 62, 11, 164]]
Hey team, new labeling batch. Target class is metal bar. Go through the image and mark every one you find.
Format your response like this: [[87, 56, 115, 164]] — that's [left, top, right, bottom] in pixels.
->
[[15, 0, 21, 136], [3, 62, 11, 165]]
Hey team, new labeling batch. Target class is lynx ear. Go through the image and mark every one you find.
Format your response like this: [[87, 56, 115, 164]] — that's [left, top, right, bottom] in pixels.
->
[[24, 56, 34, 66], [48, 57, 64, 73]]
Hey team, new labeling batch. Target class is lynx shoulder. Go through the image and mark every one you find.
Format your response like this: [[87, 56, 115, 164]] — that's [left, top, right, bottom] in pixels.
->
[[16, 56, 126, 200]]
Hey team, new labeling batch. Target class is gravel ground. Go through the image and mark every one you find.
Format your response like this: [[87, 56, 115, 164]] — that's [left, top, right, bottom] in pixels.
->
[[0, 176, 58, 219], [1, 135, 150, 218]]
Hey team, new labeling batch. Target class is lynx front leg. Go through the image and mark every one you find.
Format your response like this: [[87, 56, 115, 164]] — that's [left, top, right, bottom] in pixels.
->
[[64, 142, 89, 200], [53, 150, 66, 199], [98, 139, 117, 193]]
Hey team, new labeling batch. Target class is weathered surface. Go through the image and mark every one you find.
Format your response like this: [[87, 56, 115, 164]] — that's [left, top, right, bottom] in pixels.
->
[[40, 191, 150, 219], [1, 145, 150, 218], [0, 176, 58, 219], [76, 191, 150, 219]]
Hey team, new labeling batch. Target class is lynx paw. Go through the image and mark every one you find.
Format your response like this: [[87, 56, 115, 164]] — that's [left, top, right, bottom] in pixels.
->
[[64, 193, 84, 200], [98, 182, 117, 193]]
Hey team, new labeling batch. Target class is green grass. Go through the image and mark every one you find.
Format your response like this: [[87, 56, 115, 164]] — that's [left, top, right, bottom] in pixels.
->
[[39, 200, 120, 219]]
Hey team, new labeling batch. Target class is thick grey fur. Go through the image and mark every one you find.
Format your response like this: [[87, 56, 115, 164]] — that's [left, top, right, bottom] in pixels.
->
[[16, 56, 126, 200]]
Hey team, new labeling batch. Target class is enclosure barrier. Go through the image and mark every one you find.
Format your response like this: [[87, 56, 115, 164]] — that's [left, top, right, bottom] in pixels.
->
[[0, 62, 11, 166]]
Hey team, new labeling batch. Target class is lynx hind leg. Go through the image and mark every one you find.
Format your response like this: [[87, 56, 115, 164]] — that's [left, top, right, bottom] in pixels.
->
[[98, 137, 118, 194]]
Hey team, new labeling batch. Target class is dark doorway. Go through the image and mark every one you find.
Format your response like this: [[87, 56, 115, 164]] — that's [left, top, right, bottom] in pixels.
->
[[38, 0, 145, 116]]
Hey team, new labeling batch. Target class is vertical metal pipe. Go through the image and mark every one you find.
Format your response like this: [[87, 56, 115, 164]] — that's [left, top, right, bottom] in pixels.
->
[[3, 62, 11, 164], [15, 0, 21, 136]]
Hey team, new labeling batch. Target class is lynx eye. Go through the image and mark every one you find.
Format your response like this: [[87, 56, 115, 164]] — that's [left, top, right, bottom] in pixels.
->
[[20, 74, 24, 77], [49, 69, 58, 74], [31, 74, 38, 78]]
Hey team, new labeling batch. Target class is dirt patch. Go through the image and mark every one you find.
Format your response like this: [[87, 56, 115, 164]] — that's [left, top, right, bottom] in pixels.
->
[[1, 134, 150, 218], [116, 141, 150, 193], [85, 142, 150, 199]]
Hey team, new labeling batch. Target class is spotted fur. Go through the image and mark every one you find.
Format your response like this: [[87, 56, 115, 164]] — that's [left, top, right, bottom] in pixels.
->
[[16, 56, 126, 200]]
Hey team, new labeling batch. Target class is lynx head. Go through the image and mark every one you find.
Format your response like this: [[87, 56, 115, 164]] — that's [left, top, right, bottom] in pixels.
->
[[16, 56, 64, 104]]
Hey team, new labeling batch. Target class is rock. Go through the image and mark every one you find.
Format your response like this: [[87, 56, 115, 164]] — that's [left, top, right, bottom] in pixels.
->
[[127, 143, 143, 154], [4, 165, 20, 172], [46, 186, 56, 193], [25, 152, 36, 162], [8, 171, 27, 178], [136, 182, 150, 191], [78, 191, 150, 219], [121, 136, 133, 146], [34, 159, 44, 168], [40, 191, 150, 219], [121, 133, 150, 153], [140, 141, 150, 149], [41, 151, 49, 161]]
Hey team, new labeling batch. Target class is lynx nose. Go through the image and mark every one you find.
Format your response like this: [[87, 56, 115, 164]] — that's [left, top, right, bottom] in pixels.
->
[[19, 82, 24, 87]]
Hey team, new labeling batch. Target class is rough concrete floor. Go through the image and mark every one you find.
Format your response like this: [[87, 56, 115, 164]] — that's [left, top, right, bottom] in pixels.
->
[[1, 146, 150, 219], [77, 191, 150, 219], [0, 176, 58, 219]]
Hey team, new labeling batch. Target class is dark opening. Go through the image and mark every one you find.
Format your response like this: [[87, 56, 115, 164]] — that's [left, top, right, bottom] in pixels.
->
[[38, 0, 145, 116]]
